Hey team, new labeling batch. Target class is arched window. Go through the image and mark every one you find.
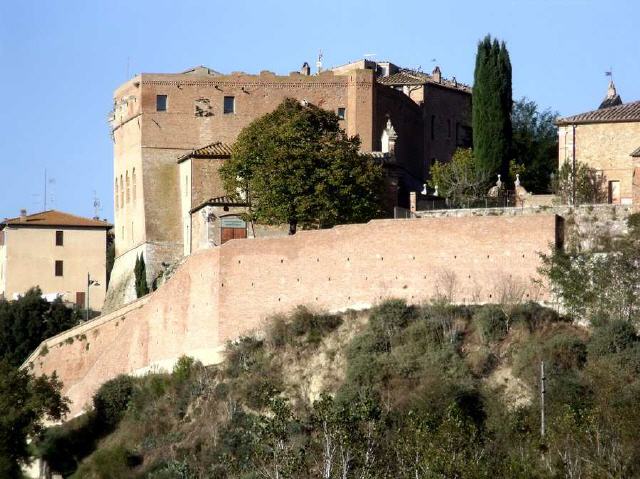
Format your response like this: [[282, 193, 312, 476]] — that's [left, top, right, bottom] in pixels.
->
[[132, 168, 137, 204], [120, 174, 124, 208], [114, 178, 118, 210], [126, 171, 130, 204]]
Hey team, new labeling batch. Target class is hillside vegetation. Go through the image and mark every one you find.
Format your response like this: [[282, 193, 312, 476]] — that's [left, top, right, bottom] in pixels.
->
[[35, 298, 640, 478]]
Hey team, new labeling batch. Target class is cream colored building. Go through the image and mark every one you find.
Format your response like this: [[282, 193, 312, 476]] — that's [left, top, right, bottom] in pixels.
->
[[557, 82, 640, 205], [0, 210, 110, 311]]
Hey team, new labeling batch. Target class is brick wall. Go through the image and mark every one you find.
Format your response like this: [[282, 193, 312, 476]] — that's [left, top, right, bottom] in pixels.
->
[[27, 214, 558, 417]]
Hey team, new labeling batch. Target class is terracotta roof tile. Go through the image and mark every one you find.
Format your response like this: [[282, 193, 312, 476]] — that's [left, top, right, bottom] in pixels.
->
[[1, 210, 111, 228], [190, 196, 248, 214], [177, 141, 233, 163], [379, 70, 471, 93], [557, 101, 640, 125]]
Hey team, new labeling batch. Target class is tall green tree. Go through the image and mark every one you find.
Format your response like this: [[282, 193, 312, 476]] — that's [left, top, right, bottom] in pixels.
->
[[0, 288, 81, 367], [0, 360, 68, 477], [134, 254, 149, 298], [473, 35, 513, 181], [220, 98, 384, 234], [511, 98, 559, 192]]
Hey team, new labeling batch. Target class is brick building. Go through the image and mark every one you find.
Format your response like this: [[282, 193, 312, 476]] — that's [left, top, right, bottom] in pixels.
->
[[0, 210, 110, 311], [105, 59, 471, 311], [557, 81, 640, 205]]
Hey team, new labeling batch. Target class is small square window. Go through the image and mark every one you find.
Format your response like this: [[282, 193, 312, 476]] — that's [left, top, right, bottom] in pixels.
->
[[156, 95, 168, 112], [337, 107, 346, 120], [56, 230, 63, 246], [224, 96, 235, 114], [55, 260, 63, 277]]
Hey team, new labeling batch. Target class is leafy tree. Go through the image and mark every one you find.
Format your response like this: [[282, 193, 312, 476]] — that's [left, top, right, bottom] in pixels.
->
[[220, 98, 384, 234], [473, 35, 513, 180], [428, 148, 490, 206], [540, 213, 640, 323], [0, 288, 81, 366], [134, 254, 149, 298], [0, 360, 68, 477], [552, 160, 607, 205], [511, 98, 559, 193]]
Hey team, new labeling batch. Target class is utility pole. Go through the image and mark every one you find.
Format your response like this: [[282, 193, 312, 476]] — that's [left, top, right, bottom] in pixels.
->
[[572, 124, 577, 206], [540, 360, 546, 438]]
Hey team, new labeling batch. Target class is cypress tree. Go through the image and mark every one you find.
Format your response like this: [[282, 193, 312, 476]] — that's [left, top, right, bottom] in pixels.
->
[[472, 35, 513, 181], [134, 253, 149, 298]]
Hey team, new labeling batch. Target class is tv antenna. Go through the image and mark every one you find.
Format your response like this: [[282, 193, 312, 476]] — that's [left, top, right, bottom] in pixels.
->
[[93, 191, 103, 219], [43, 169, 56, 211]]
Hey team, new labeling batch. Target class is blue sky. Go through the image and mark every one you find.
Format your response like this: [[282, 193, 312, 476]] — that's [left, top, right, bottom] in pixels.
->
[[0, 0, 638, 222]]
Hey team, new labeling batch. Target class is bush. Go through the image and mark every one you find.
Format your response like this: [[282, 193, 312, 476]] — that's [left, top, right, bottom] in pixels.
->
[[70, 445, 138, 479], [173, 356, 197, 383], [588, 320, 639, 357], [473, 305, 507, 343], [224, 337, 265, 378], [369, 299, 417, 351], [265, 306, 343, 348], [93, 375, 135, 431], [544, 333, 587, 373]]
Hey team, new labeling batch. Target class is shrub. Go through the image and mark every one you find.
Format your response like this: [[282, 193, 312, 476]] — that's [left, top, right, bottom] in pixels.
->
[[70, 445, 137, 479], [93, 375, 135, 431], [173, 356, 197, 383], [265, 315, 291, 349], [224, 337, 265, 378], [544, 333, 587, 373], [369, 299, 417, 350], [473, 305, 507, 343], [266, 306, 343, 348], [588, 320, 639, 357]]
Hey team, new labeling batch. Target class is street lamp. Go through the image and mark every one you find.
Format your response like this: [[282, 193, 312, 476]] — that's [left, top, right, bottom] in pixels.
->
[[86, 273, 100, 322]]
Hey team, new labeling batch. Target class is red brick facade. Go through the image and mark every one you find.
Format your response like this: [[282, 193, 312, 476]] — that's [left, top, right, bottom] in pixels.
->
[[28, 214, 557, 417]]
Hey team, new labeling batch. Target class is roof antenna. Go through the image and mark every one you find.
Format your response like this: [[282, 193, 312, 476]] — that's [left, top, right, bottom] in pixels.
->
[[43, 169, 55, 211], [93, 191, 102, 220]]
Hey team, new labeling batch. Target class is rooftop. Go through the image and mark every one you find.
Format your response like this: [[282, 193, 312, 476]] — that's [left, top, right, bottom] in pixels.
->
[[378, 69, 471, 93], [1, 210, 111, 229], [177, 142, 233, 163], [557, 100, 640, 125], [190, 196, 248, 214]]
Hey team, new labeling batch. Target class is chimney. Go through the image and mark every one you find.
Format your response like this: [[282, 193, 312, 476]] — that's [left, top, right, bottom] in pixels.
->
[[19, 209, 27, 221], [432, 66, 442, 83]]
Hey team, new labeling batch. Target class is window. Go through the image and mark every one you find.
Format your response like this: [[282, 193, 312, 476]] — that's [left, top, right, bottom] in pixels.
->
[[55, 230, 64, 246], [114, 178, 118, 210], [223, 96, 235, 114], [430, 115, 436, 140], [120, 175, 124, 208], [337, 108, 346, 120], [55, 260, 63, 277], [132, 168, 137, 204], [126, 171, 130, 204], [156, 95, 168, 111]]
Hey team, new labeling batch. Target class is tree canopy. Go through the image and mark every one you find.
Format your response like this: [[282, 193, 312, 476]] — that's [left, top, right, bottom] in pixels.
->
[[428, 148, 490, 207], [0, 360, 68, 477], [220, 98, 384, 234], [511, 97, 559, 193], [0, 287, 81, 367], [472, 35, 513, 181]]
